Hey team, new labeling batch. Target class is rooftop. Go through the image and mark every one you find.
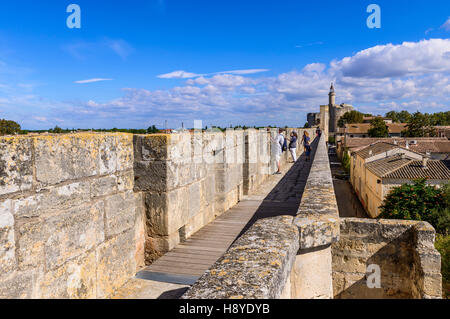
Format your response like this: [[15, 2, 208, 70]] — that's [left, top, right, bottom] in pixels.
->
[[384, 159, 450, 180], [354, 142, 417, 159], [365, 153, 413, 177], [344, 137, 450, 154], [343, 123, 407, 134]]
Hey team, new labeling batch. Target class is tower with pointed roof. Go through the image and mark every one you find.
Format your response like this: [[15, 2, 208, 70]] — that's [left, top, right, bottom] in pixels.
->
[[317, 83, 354, 139]]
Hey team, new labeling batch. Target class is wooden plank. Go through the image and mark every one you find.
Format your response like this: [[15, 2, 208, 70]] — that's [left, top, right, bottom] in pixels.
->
[[152, 260, 211, 270], [177, 244, 226, 252], [171, 248, 224, 256], [188, 235, 236, 241], [181, 242, 230, 250], [146, 265, 205, 276], [160, 254, 220, 264]]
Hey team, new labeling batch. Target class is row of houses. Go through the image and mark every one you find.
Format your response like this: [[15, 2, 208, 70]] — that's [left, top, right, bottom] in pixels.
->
[[336, 124, 450, 141], [348, 140, 450, 218]]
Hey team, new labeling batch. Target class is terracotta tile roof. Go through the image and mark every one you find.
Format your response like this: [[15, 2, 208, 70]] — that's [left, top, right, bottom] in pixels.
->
[[355, 142, 400, 159], [366, 154, 413, 177], [345, 137, 450, 154], [384, 160, 450, 180], [344, 123, 407, 134]]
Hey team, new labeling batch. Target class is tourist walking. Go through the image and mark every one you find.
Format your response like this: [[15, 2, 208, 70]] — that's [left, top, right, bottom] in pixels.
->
[[316, 127, 322, 137], [300, 131, 310, 152], [272, 129, 285, 174], [288, 131, 298, 162]]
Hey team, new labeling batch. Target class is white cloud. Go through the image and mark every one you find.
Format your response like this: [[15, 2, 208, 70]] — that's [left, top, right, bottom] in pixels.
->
[[330, 39, 450, 78], [441, 17, 450, 31], [74, 78, 113, 84], [157, 70, 203, 79], [157, 69, 269, 79], [219, 69, 269, 75]]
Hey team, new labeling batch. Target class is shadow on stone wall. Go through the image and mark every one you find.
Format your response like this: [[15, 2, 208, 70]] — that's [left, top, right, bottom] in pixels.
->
[[334, 228, 415, 299], [333, 218, 442, 299]]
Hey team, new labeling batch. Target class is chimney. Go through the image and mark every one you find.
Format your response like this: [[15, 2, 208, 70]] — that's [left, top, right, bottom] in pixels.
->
[[422, 156, 429, 168], [405, 141, 409, 149]]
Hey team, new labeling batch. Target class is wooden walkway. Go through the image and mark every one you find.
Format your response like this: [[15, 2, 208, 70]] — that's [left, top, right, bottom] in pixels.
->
[[136, 200, 262, 285]]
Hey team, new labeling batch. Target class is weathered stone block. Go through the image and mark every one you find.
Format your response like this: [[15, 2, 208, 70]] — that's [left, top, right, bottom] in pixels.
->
[[134, 160, 167, 192], [16, 218, 46, 269], [91, 176, 118, 198], [0, 269, 36, 299], [0, 199, 15, 274], [104, 191, 136, 237], [37, 250, 97, 299], [99, 134, 133, 174], [13, 181, 91, 218], [34, 134, 100, 185], [188, 182, 202, 219], [135, 134, 169, 161], [96, 230, 136, 298], [117, 171, 134, 192], [144, 188, 189, 236], [115, 134, 134, 172], [44, 202, 105, 270], [0, 136, 33, 195], [421, 273, 442, 297]]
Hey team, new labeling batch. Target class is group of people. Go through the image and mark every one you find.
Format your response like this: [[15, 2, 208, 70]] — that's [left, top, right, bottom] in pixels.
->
[[273, 128, 315, 175]]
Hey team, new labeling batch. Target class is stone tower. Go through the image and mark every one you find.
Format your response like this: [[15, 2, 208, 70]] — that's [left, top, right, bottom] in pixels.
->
[[319, 83, 354, 137], [329, 83, 335, 106]]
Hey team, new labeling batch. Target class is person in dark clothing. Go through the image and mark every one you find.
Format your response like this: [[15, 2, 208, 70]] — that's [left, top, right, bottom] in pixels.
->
[[316, 127, 322, 137], [288, 131, 298, 162]]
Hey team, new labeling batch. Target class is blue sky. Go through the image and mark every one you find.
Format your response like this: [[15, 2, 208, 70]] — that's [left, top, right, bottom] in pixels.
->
[[0, 0, 449, 129]]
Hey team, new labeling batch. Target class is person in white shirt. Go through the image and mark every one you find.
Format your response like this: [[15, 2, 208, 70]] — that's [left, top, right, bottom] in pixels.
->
[[273, 129, 285, 174]]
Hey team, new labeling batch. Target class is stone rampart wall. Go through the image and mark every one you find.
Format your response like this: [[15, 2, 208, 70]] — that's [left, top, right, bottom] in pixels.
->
[[134, 128, 315, 263], [0, 133, 145, 298], [332, 218, 442, 299]]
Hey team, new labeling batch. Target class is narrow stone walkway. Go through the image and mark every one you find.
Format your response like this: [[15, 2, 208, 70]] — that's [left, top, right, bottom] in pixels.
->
[[111, 139, 318, 299]]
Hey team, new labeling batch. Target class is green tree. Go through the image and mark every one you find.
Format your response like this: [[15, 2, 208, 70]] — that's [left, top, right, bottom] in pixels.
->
[[147, 125, 159, 134], [385, 110, 412, 123], [368, 117, 389, 137], [0, 119, 21, 135], [430, 111, 450, 126], [303, 122, 310, 128], [337, 111, 365, 128], [402, 111, 436, 137], [379, 179, 447, 228], [385, 111, 400, 123], [49, 126, 64, 133]]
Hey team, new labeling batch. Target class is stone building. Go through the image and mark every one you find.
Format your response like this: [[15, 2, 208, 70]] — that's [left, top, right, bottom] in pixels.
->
[[337, 137, 450, 161], [308, 83, 354, 139], [349, 141, 450, 218]]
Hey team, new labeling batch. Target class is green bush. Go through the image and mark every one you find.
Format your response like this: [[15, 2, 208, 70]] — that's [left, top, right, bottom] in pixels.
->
[[379, 179, 446, 228], [0, 119, 21, 135]]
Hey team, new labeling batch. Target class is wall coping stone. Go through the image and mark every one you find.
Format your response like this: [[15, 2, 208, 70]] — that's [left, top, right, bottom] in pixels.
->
[[294, 134, 340, 249]]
